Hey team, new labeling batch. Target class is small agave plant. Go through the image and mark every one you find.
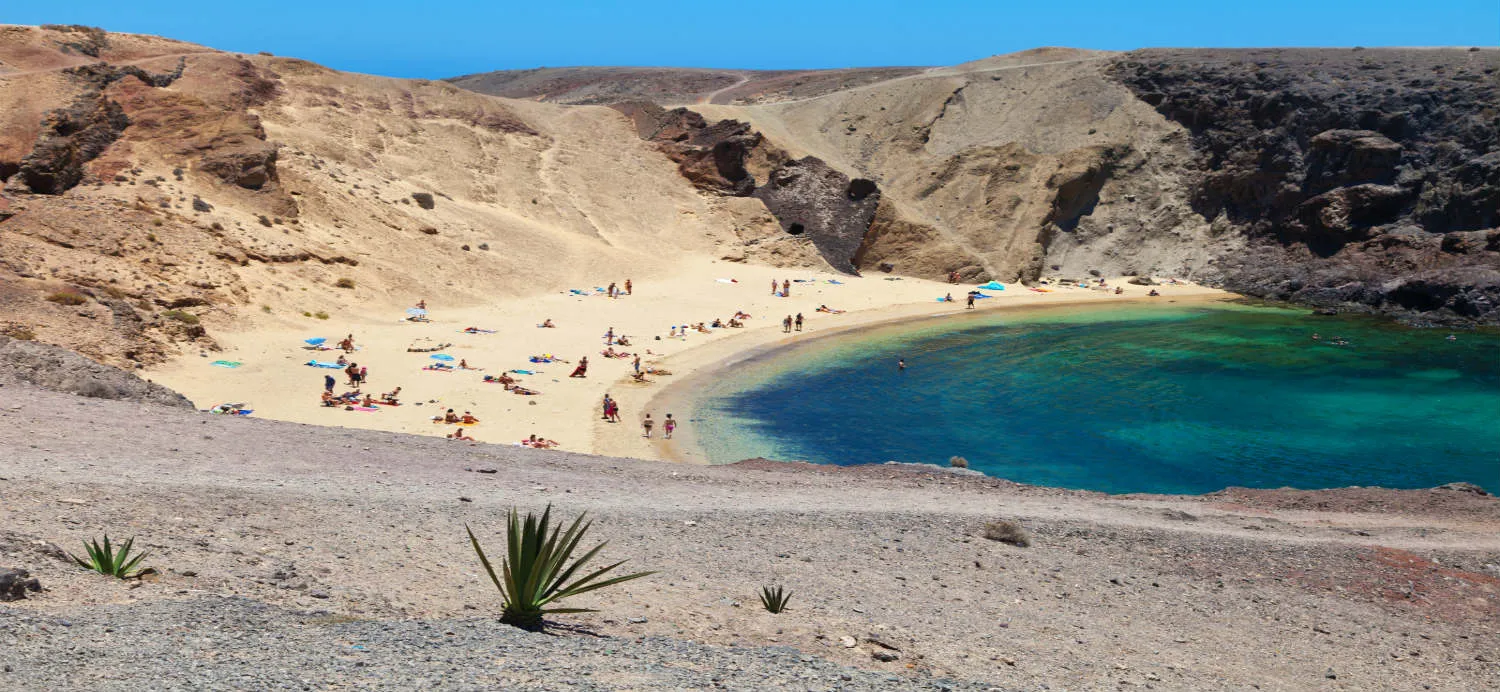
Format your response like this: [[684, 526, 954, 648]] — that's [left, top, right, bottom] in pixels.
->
[[468, 504, 654, 630], [69, 535, 151, 579], [759, 585, 792, 614]]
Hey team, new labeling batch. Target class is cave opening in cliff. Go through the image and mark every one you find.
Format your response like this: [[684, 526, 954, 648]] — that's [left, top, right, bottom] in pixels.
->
[[786, 223, 805, 235]]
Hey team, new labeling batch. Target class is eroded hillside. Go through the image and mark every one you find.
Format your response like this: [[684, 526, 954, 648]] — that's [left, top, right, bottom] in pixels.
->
[[0, 25, 825, 366], [458, 47, 1500, 325]]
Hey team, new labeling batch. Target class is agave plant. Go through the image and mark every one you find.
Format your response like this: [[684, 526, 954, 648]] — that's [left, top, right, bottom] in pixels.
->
[[69, 535, 150, 579], [467, 505, 654, 630], [759, 585, 792, 614]]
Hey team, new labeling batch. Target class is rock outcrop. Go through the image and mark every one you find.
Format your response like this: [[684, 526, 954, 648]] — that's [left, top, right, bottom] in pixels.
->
[[1109, 48, 1500, 324], [613, 102, 883, 272], [0, 334, 194, 408]]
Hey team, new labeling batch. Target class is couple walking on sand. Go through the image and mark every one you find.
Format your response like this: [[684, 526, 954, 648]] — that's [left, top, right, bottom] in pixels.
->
[[641, 413, 676, 439], [781, 313, 803, 333]]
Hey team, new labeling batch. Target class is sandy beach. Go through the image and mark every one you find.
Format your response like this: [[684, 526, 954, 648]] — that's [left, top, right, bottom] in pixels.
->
[[150, 255, 1226, 463]]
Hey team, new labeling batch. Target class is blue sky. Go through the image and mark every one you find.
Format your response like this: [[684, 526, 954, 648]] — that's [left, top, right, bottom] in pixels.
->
[[9, 1, 1498, 78]]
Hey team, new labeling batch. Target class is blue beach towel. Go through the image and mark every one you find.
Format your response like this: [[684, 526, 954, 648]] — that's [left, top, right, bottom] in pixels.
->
[[306, 360, 343, 369], [210, 360, 241, 368], [430, 354, 455, 361]]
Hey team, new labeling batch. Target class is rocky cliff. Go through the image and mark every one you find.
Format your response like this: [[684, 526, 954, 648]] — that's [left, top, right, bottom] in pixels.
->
[[1109, 48, 1500, 325]]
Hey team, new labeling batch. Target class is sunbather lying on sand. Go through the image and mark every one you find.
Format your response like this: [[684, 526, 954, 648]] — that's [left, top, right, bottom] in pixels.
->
[[522, 434, 559, 449], [734, 311, 751, 320], [815, 305, 845, 314], [538, 319, 555, 328], [448, 428, 476, 441], [505, 384, 540, 395], [462, 327, 496, 334], [483, 373, 517, 385], [458, 359, 483, 371], [630, 372, 653, 383], [424, 363, 454, 371]]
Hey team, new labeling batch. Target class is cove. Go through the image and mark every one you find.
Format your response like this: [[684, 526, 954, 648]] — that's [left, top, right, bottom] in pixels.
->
[[686, 302, 1500, 495]]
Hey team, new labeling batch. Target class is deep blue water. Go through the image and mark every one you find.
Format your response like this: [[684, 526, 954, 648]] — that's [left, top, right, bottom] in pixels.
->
[[691, 304, 1500, 494]]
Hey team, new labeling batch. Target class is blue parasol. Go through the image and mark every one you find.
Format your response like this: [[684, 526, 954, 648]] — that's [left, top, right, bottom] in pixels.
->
[[430, 354, 455, 361], [304, 337, 327, 345], [406, 307, 428, 316]]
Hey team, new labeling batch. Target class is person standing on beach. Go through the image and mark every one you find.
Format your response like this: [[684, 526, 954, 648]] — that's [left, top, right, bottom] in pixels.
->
[[324, 374, 335, 394], [771, 279, 778, 296], [794, 313, 804, 331], [607, 282, 617, 298], [601, 394, 613, 420], [663, 414, 676, 440], [359, 365, 368, 385], [966, 293, 976, 309], [642, 413, 654, 438], [782, 279, 790, 297], [632, 354, 641, 374], [783, 315, 793, 333], [625, 279, 632, 296]]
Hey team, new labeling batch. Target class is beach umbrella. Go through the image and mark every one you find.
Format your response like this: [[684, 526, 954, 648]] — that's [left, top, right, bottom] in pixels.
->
[[304, 337, 326, 345], [406, 307, 427, 316], [430, 354, 455, 361]]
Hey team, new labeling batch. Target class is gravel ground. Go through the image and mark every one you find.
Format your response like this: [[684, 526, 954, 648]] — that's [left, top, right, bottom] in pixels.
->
[[1, 385, 1497, 690], [0, 597, 990, 691]]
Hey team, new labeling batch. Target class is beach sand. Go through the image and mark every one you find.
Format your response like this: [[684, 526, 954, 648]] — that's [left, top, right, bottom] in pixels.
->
[[150, 256, 1227, 462]]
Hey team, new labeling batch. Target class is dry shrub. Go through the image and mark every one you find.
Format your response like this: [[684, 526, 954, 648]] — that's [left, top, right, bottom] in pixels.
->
[[334, 278, 355, 289], [3, 325, 36, 341], [46, 292, 88, 306], [983, 520, 1031, 547], [161, 310, 199, 324], [949, 456, 969, 468]]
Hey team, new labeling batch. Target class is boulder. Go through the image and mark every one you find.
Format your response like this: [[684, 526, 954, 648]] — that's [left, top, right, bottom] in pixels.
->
[[0, 568, 42, 602]]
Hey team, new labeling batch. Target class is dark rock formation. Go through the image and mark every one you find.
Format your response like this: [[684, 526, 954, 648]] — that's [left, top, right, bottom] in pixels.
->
[[15, 93, 128, 194], [0, 568, 42, 602], [612, 103, 762, 195], [752, 159, 882, 274], [0, 334, 194, 408], [200, 143, 277, 190], [612, 103, 882, 272], [14, 59, 186, 195], [1109, 48, 1500, 324], [411, 192, 436, 209]]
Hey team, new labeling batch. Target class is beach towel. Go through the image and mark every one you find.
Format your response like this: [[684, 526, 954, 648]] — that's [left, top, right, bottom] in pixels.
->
[[430, 354, 455, 361], [423, 365, 453, 372], [827, 280, 844, 285], [1029, 287, 1050, 293], [714, 278, 737, 284], [977, 281, 1006, 290], [210, 360, 241, 368], [510, 369, 537, 375], [529, 356, 557, 363], [462, 328, 496, 334], [353, 406, 380, 412], [307, 360, 343, 369]]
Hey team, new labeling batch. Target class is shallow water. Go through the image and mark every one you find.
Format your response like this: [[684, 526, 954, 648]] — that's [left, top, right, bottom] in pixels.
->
[[689, 303, 1500, 494]]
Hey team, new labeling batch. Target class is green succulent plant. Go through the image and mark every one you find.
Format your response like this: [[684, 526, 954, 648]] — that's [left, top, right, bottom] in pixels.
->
[[468, 505, 654, 630], [70, 535, 150, 579], [759, 585, 792, 614]]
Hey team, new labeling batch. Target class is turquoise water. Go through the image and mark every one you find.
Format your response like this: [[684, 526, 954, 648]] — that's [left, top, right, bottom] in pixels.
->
[[690, 303, 1500, 494]]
